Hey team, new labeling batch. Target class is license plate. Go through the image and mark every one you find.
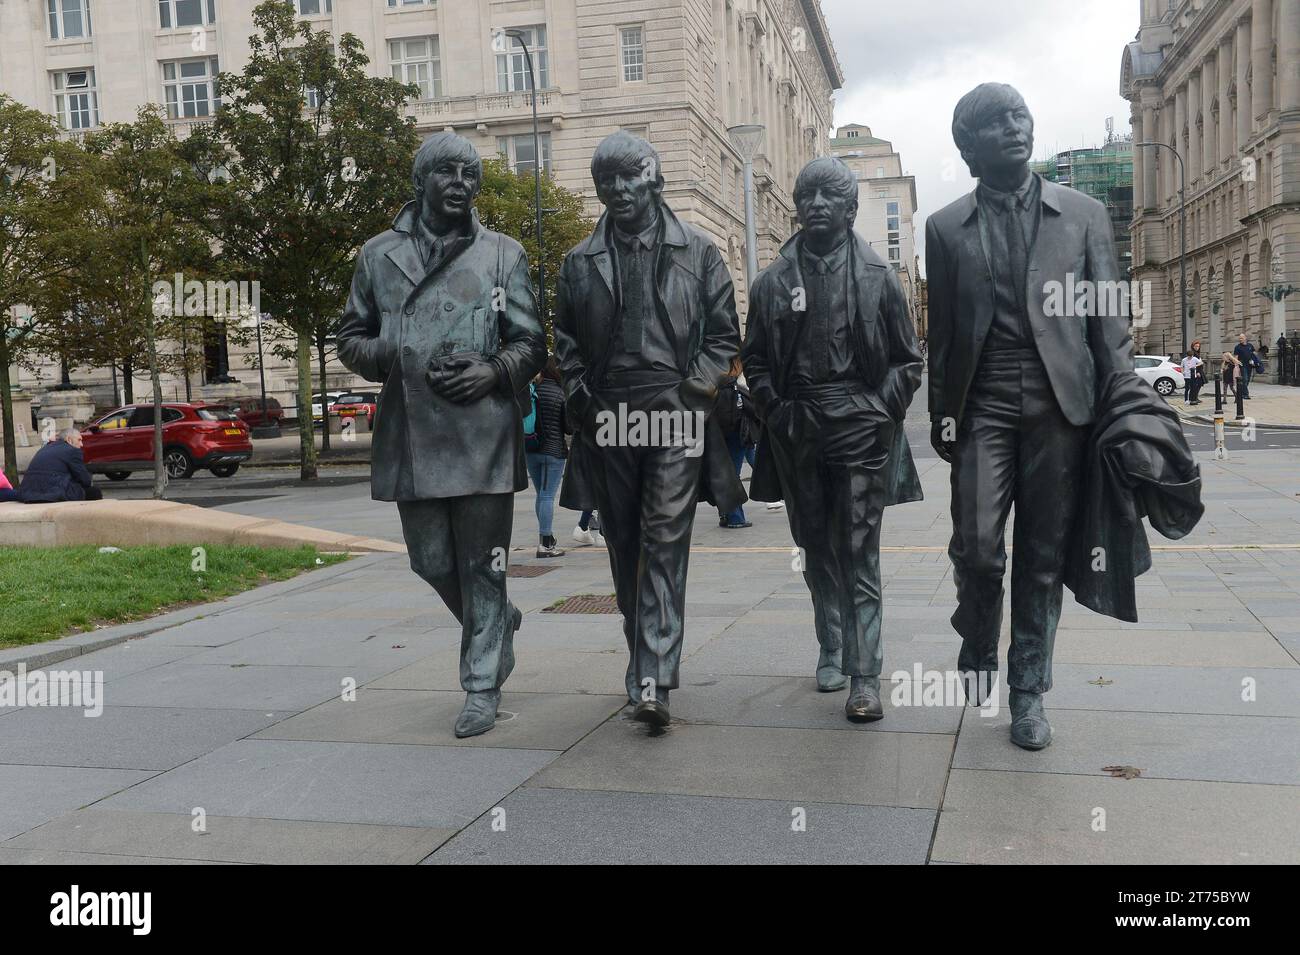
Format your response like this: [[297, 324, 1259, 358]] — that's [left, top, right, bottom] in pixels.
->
[[224, 428, 243, 435]]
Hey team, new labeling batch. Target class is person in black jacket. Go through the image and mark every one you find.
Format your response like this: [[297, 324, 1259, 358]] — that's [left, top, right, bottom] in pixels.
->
[[18, 429, 102, 503], [527, 358, 568, 558]]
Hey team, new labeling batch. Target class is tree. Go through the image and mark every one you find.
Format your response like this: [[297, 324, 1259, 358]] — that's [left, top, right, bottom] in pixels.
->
[[189, 0, 418, 480], [475, 156, 592, 342], [0, 96, 96, 484]]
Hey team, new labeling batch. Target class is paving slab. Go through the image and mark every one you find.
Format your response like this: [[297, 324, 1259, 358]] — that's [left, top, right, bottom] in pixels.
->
[[182, 628, 448, 669], [26, 642, 205, 683], [528, 720, 953, 809], [254, 689, 622, 750], [99, 738, 556, 829], [0, 848, 232, 864], [1049, 663, 1300, 717], [0, 765, 155, 841], [930, 768, 1300, 864], [954, 709, 1300, 785], [1044, 629, 1297, 668], [0, 706, 287, 771], [426, 787, 936, 865], [103, 662, 399, 711], [6, 809, 452, 865]]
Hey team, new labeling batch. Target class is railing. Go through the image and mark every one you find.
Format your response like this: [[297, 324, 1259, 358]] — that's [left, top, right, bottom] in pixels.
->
[[1275, 333, 1300, 386], [408, 89, 558, 122]]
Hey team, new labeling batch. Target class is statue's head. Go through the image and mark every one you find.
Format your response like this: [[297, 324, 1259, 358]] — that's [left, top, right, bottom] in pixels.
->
[[794, 156, 858, 241], [413, 132, 482, 224], [952, 83, 1034, 180], [591, 131, 663, 229]]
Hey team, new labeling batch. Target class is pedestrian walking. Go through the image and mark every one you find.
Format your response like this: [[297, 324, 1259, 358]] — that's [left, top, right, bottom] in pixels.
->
[[527, 358, 568, 558], [1233, 334, 1259, 399], [715, 375, 758, 528], [1181, 351, 1203, 404], [1221, 351, 1240, 397]]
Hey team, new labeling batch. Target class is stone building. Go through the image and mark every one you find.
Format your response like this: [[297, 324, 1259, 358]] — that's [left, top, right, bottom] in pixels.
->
[[829, 123, 921, 327], [1121, 0, 1299, 364], [2, 0, 842, 416]]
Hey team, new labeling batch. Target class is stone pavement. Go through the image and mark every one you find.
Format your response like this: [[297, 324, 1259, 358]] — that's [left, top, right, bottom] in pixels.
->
[[1169, 380, 1300, 428], [1, 436, 1298, 864]]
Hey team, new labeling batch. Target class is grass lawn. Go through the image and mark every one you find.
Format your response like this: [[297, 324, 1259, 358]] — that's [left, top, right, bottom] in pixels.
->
[[0, 545, 349, 648]]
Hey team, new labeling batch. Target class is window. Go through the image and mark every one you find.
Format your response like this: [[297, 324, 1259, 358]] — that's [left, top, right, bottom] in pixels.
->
[[497, 133, 552, 175], [162, 57, 220, 118], [296, 0, 331, 13], [159, 0, 215, 28], [389, 37, 441, 99], [48, 0, 91, 40], [96, 409, 132, 430], [496, 25, 548, 92], [886, 200, 899, 215], [620, 26, 644, 83], [51, 68, 98, 130], [875, 166, 885, 178], [387, 0, 433, 6]]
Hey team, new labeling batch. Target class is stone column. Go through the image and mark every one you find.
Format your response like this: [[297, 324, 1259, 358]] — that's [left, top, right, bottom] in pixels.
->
[[1237, 17, 1253, 147], [1218, 37, 1234, 167], [1252, 0, 1274, 124], [1188, 71, 1202, 183], [1132, 107, 1146, 211], [1203, 55, 1218, 174], [1143, 105, 1159, 208], [1280, 0, 1300, 113], [1175, 85, 1188, 192]]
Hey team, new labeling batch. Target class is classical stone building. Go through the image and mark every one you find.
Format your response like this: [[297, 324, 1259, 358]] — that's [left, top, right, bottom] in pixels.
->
[[829, 123, 921, 327], [1121, 0, 1299, 365], [1, 0, 841, 415]]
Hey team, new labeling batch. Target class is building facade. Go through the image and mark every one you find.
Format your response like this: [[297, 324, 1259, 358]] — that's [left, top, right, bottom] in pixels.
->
[[1031, 136, 1135, 277], [1121, 0, 1300, 364], [2, 0, 842, 415], [828, 123, 920, 326]]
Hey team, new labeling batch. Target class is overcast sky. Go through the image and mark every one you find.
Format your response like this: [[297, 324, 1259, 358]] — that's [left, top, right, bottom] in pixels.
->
[[821, 0, 1138, 273]]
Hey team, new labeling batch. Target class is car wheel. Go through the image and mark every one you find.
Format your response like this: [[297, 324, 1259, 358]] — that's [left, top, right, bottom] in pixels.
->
[[1154, 377, 1176, 396], [210, 463, 240, 478], [163, 447, 195, 480], [104, 471, 130, 481]]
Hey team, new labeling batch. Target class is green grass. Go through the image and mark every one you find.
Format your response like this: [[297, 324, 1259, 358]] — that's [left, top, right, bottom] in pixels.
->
[[0, 545, 349, 648]]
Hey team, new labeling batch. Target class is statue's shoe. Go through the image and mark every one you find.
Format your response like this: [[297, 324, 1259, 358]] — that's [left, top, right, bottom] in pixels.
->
[[816, 646, 847, 692], [632, 698, 671, 728], [844, 683, 884, 723], [453, 690, 501, 739], [1009, 690, 1053, 750]]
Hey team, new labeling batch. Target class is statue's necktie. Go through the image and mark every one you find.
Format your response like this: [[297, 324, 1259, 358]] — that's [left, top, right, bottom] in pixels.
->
[[622, 243, 645, 354], [1003, 195, 1031, 335], [810, 258, 830, 381]]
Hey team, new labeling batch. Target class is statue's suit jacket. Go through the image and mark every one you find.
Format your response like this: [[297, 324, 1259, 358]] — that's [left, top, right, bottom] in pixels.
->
[[336, 202, 547, 502], [925, 175, 1133, 429]]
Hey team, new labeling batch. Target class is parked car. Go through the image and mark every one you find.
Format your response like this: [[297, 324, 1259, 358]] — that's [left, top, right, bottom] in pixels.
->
[[81, 403, 253, 480], [310, 391, 347, 428], [331, 392, 379, 424], [219, 395, 283, 430], [1133, 355, 1186, 397]]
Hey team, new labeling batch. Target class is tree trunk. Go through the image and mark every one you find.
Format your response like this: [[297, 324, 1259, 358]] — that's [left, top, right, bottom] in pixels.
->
[[317, 334, 331, 453], [0, 333, 18, 486], [122, 357, 135, 404], [297, 330, 317, 481], [145, 307, 167, 500]]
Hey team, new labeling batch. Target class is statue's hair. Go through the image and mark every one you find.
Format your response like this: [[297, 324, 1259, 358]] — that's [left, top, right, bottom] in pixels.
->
[[951, 83, 1031, 178], [412, 132, 481, 194], [590, 130, 664, 192], [793, 157, 858, 227]]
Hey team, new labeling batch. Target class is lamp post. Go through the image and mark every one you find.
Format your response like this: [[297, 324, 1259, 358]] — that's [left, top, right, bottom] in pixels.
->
[[504, 29, 546, 321], [727, 124, 766, 291], [240, 309, 278, 439], [1136, 141, 1187, 354]]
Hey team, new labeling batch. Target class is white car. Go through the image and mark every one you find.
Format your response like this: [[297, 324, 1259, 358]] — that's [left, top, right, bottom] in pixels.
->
[[1133, 355, 1185, 397]]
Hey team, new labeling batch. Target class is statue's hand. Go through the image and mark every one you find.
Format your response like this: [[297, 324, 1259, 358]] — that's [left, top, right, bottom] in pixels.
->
[[436, 357, 498, 404], [930, 421, 955, 463]]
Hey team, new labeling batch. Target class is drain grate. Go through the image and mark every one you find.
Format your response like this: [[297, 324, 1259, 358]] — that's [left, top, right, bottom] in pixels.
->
[[543, 593, 621, 614], [507, 564, 558, 578]]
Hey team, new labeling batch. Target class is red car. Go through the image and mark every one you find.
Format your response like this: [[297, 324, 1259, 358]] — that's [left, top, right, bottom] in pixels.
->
[[220, 395, 284, 430], [330, 392, 379, 424], [81, 403, 253, 480]]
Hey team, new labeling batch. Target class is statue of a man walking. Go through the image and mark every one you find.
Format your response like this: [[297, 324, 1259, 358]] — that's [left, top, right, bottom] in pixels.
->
[[336, 133, 546, 738]]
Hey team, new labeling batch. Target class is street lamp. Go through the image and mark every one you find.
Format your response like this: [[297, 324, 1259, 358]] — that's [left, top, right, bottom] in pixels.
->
[[503, 29, 546, 322], [727, 124, 766, 290], [240, 309, 278, 439], [1136, 141, 1187, 354]]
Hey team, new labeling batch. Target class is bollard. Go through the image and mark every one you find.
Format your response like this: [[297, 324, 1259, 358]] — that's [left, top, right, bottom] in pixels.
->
[[1213, 376, 1227, 460]]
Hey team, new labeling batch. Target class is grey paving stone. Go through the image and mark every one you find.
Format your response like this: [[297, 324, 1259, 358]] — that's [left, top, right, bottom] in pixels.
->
[[0, 765, 154, 840], [685, 627, 960, 680], [99, 739, 555, 829], [135, 615, 282, 647], [182, 628, 447, 669], [254, 689, 622, 750], [673, 673, 962, 734], [28, 642, 204, 683], [426, 787, 936, 865], [0, 706, 286, 771], [103, 662, 399, 710], [0, 848, 232, 864], [955, 709, 1300, 785], [1045, 629, 1297, 668], [7, 809, 452, 864], [1050, 663, 1300, 717], [529, 721, 952, 809], [371, 644, 632, 696], [930, 768, 1300, 864]]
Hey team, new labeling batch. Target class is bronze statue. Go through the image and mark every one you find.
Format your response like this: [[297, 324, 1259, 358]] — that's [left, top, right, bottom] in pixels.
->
[[336, 132, 546, 738]]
